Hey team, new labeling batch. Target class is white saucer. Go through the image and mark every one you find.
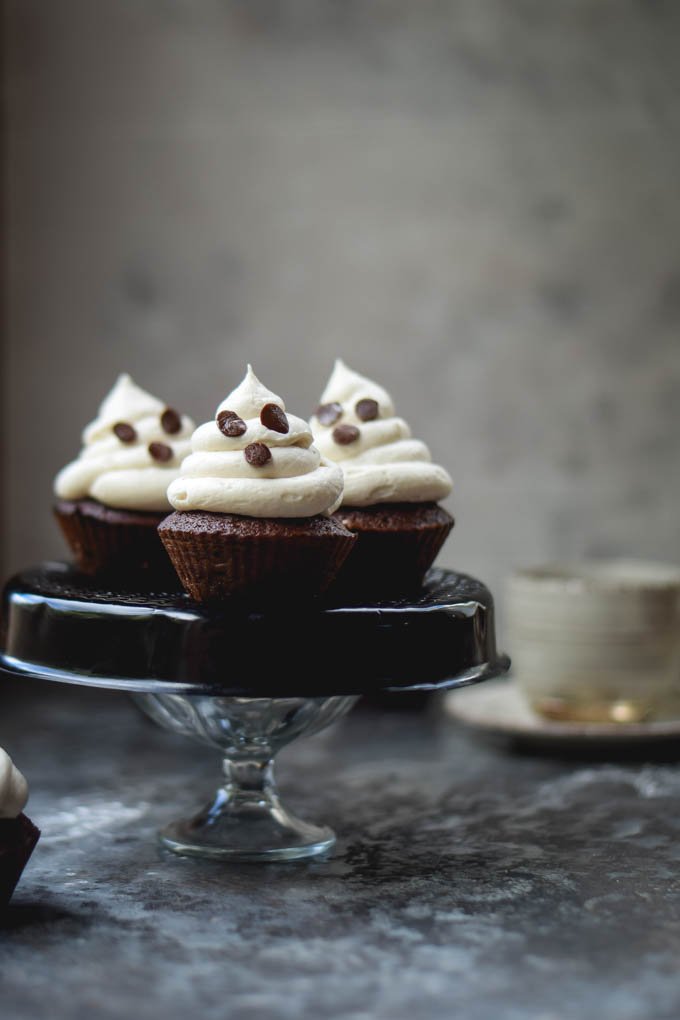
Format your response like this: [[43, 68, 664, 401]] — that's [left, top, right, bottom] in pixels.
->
[[444, 680, 680, 748]]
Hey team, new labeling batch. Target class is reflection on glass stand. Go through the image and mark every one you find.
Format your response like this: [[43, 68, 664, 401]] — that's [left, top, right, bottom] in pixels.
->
[[135, 693, 359, 860]]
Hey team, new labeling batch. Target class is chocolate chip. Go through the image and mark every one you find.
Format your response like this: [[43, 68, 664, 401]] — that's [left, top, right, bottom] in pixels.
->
[[315, 402, 343, 426], [113, 422, 137, 444], [355, 398, 379, 422], [161, 407, 182, 434], [217, 410, 247, 437], [244, 442, 272, 467], [217, 409, 237, 427], [333, 424, 360, 445], [260, 403, 289, 434], [149, 442, 173, 462]]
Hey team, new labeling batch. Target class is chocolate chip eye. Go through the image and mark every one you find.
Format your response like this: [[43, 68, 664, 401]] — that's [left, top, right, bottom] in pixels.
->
[[315, 402, 343, 426], [161, 408, 182, 434], [333, 424, 360, 445], [244, 442, 272, 467], [260, 403, 289, 434], [113, 422, 137, 443], [355, 398, 379, 422], [217, 410, 247, 437], [149, 441, 173, 462]]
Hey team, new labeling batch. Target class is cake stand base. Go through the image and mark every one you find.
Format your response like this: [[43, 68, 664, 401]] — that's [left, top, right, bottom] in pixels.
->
[[160, 803, 335, 862], [135, 691, 358, 860]]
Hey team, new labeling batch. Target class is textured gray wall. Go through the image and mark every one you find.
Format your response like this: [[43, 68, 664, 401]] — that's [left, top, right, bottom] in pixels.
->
[[5, 1, 680, 613]]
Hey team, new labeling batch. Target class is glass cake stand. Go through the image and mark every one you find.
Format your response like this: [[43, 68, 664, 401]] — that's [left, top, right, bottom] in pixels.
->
[[0, 563, 509, 862]]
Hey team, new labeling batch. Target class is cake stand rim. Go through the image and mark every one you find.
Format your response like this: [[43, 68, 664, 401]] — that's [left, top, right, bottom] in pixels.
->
[[1, 561, 510, 697]]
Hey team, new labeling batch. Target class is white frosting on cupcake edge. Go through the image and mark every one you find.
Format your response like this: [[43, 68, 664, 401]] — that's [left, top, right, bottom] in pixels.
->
[[0, 748, 28, 819]]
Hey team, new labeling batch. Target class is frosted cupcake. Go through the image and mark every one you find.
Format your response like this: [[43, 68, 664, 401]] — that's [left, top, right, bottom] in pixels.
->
[[311, 360, 454, 596], [0, 748, 40, 906], [159, 366, 355, 602], [54, 374, 194, 577]]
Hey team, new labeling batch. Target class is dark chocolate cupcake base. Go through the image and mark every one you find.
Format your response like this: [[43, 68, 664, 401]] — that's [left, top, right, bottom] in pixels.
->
[[0, 814, 40, 907], [158, 511, 356, 603], [331, 502, 454, 599], [54, 499, 174, 580]]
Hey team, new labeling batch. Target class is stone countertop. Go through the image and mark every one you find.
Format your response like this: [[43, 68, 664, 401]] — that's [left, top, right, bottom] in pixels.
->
[[2, 678, 680, 1020]]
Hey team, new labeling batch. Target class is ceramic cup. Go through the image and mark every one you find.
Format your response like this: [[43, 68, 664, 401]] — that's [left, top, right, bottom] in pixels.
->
[[506, 560, 680, 723]]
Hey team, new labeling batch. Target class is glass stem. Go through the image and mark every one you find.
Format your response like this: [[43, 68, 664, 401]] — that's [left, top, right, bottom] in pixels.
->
[[218, 757, 277, 814]]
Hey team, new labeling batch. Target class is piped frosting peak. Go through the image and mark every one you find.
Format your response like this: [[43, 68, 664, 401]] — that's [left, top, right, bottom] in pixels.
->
[[311, 360, 452, 507], [167, 366, 344, 518], [54, 374, 194, 512]]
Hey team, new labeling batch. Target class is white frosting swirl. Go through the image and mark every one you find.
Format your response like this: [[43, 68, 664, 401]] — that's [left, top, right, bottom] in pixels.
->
[[0, 748, 29, 819], [54, 374, 195, 512], [167, 366, 344, 518], [311, 360, 453, 507]]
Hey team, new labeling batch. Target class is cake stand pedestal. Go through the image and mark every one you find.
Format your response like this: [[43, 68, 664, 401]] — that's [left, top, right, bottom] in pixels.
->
[[1, 563, 509, 861]]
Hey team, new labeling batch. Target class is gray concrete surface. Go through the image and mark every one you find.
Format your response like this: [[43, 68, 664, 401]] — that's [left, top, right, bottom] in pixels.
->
[[3, 679, 680, 1020], [5, 1, 680, 612]]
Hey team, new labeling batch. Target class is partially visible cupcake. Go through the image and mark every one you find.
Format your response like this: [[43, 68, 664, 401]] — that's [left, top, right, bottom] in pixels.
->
[[159, 366, 355, 602], [0, 748, 40, 907], [311, 360, 453, 596], [54, 374, 194, 577]]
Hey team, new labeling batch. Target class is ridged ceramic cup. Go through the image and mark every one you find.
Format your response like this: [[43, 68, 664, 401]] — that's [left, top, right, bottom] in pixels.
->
[[506, 560, 680, 723]]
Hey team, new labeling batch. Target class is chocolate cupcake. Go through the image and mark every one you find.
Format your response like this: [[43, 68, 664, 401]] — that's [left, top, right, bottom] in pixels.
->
[[311, 360, 454, 597], [159, 366, 355, 602], [54, 374, 194, 578], [0, 748, 39, 907]]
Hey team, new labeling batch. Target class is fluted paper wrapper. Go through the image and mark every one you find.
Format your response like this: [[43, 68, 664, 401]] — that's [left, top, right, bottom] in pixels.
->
[[159, 511, 356, 602], [0, 814, 40, 907], [54, 500, 174, 579], [331, 503, 454, 599]]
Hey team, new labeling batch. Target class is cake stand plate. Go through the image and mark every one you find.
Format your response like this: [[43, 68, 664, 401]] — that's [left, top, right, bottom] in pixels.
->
[[1, 562, 509, 861]]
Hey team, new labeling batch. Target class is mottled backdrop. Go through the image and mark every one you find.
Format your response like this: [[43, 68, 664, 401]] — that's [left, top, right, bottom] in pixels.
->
[[5, 0, 680, 619]]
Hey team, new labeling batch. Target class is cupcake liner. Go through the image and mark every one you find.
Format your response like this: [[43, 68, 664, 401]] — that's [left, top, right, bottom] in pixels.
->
[[54, 499, 175, 581], [331, 502, 454, 599], [158, 511, 356, 602], [0, 814, 40, 907]]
